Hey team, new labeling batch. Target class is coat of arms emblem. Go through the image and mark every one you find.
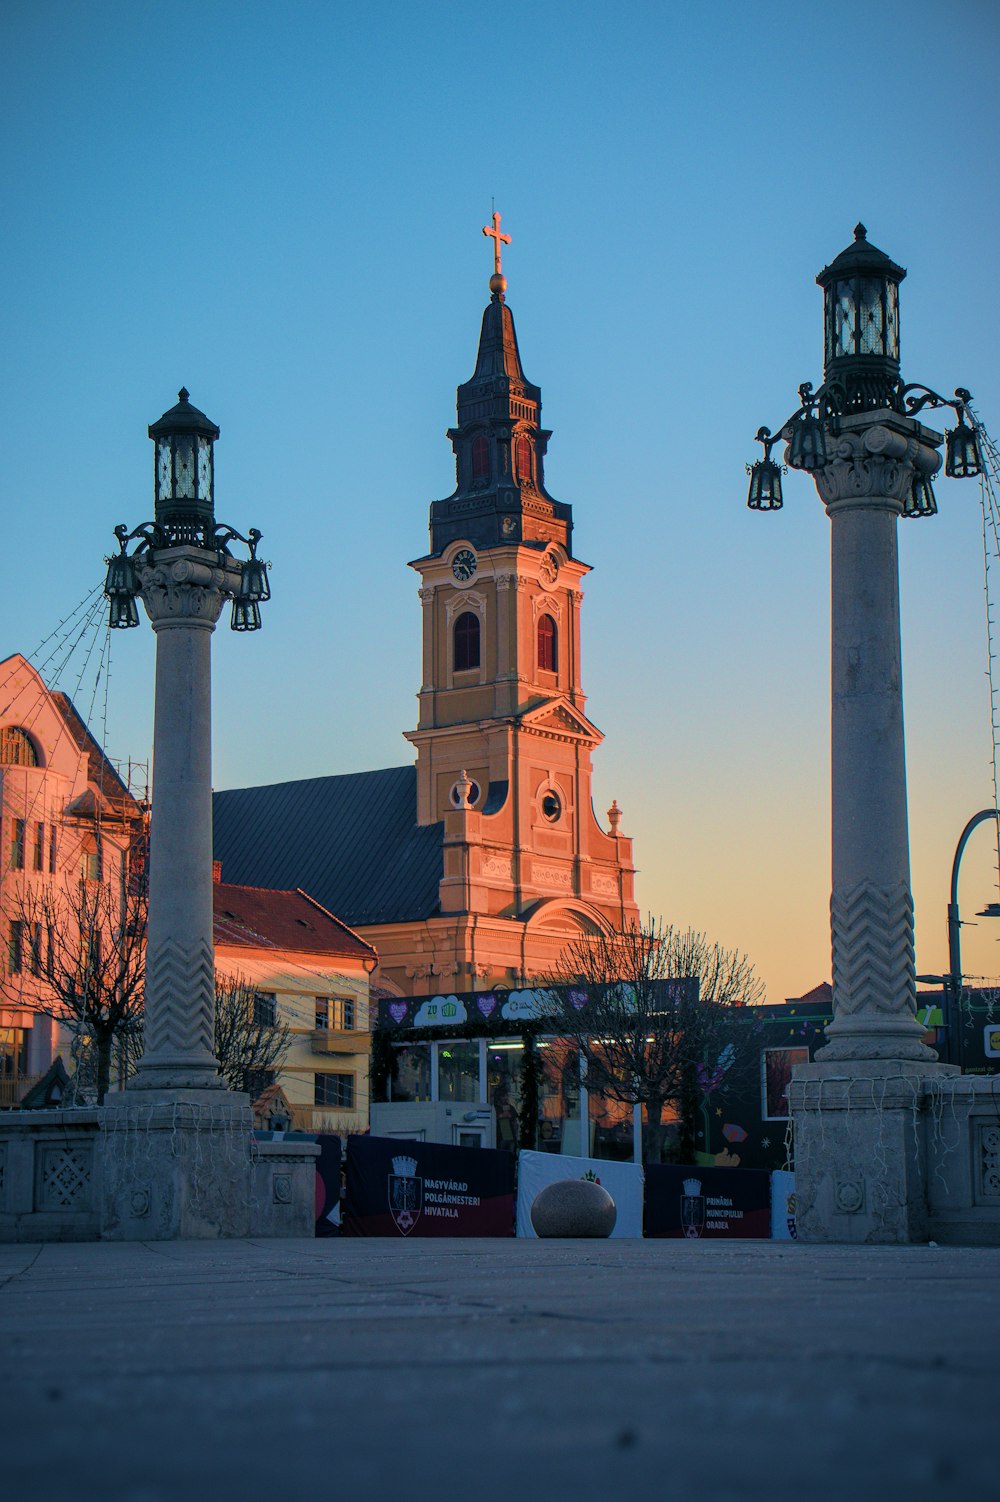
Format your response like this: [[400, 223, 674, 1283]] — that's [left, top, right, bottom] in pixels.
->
[[680, 1177, 705, 1239], [388, 1155, 422, 1235]]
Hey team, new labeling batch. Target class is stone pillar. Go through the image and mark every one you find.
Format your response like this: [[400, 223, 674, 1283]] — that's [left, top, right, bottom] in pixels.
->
[[789, 412, 958, 1244], [100, 546, 258, 1241], [817, 416, 942, 1067], [130, 547, 241, 1092]]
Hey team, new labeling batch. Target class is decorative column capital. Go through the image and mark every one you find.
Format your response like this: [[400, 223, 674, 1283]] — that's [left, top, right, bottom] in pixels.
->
[[138, 546, 242, 630], [803, 418, 942, 516]]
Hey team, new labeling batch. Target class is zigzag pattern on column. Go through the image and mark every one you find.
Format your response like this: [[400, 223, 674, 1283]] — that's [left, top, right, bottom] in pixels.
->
[[831, 880, 915, 1018], [144, 938, 216, 1058]]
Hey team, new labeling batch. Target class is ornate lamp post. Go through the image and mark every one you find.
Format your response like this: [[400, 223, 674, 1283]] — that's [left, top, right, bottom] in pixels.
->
[[100, 391, 269, 1236], [750, 229, 982, 1241]]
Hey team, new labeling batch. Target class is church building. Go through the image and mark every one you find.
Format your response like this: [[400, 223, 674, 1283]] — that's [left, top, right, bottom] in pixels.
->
[[213, 223, 639, 1001]]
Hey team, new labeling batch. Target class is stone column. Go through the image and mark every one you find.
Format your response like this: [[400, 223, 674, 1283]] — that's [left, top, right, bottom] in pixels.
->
[[788, 412, 961, 1243], [130, 547, 241, 1092], [100, 546, 258, 1241], [814, 415, 943, 1068]]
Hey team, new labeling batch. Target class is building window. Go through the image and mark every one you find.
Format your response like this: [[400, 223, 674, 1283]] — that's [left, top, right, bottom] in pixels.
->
[[33, 822, 44, 872], [9, 818, 25, 871], [454, 611, 481, 672], [8, 921, 23, 974], [537, 613, 558, 673], [29, 924, 42, 977], [471, 435, 489, 480], [49, 826, 57, 874], [515, 434, 532, 484], [317, 996, 356, 1030], [0, 727, 38, 767], [315, 1072, 355, 1109], [80, 835, 102, 883], [47, 925, 55, 979], [253, 991, 277, 1028]]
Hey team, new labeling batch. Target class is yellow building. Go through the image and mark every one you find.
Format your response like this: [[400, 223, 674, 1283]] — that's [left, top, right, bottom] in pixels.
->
[[212, 874, 376, 1134]]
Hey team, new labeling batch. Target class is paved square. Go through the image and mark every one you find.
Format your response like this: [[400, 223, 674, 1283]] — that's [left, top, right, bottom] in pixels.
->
[[1, 1237, 995, 1501]]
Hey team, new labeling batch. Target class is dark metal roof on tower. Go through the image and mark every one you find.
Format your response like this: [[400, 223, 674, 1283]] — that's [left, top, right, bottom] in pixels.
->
[[425, 213, 574, 558]]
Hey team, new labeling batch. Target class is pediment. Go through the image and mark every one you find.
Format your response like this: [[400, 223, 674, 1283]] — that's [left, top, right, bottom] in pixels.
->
[[519, 697, 603, 744]]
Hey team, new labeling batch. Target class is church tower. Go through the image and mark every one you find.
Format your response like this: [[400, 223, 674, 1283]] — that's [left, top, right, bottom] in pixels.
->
[[212, 216, 638, 998], [404, 216, 637, 959]]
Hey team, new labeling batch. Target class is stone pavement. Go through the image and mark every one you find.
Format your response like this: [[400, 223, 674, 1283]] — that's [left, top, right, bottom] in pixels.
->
[[1, 1236, 995, 1501]]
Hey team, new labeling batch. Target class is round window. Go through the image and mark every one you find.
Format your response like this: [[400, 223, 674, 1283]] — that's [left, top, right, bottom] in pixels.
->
[[541, 790, 562, 822]]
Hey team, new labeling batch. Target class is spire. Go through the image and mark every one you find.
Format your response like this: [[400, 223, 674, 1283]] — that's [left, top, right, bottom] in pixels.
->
[[428, 212, 574, 558]]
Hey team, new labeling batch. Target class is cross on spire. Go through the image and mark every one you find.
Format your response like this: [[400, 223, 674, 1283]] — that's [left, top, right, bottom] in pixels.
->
[[482, 211, 511, 278]]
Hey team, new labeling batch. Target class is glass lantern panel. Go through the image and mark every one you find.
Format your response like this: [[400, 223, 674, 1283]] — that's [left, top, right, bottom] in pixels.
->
[[824, 287, 835, 363], [858, 278, 885, 355], [157, 440, 173, 500], [174, 436, 195, 499], [196, 436, 212, 502], [885, 282, 899, 360], [835, 282, 857, 357]]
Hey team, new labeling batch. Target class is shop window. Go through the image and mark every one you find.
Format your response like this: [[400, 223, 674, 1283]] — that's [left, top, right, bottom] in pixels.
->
[[438, 1040, 480, 1103], [537, 614, 558, 673], [315, 1072, 355, 1108], [454, 611, 481, 672], [390, 1046, 431, 1102]]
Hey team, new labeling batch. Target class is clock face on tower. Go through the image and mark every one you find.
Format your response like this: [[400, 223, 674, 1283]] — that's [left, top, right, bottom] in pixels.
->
[[452, 548, 478, 582]]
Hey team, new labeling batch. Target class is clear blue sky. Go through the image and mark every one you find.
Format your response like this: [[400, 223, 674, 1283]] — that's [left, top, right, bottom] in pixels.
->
[[3, 0, 999, 1002]]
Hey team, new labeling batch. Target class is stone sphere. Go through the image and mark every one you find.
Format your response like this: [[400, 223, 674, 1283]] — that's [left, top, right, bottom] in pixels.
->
[[530, 1178, 617, 1238]]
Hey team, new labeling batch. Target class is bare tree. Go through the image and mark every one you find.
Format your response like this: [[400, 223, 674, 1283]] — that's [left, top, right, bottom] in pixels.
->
[[5, 883, 290, 1105], [545, 917, 765, 1163], [213, 971, 290, 1096], [1, 868, 147, 1105]]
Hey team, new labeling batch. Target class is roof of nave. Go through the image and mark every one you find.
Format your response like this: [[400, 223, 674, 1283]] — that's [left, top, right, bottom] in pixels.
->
[[212, 765, 444, 928]]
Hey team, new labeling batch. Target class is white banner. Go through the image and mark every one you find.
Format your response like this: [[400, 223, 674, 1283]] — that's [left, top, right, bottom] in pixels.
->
[[516, 1150, 644, 1238], [770, 1169, 796, 1241]]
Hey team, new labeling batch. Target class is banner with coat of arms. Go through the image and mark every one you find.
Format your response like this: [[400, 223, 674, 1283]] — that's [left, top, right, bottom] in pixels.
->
[[343, 1135, 516, 1237], [644, 1163, 771, 1238]]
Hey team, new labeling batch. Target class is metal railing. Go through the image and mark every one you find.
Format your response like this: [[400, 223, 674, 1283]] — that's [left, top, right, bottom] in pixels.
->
[[0, 1074, 43, 1109]]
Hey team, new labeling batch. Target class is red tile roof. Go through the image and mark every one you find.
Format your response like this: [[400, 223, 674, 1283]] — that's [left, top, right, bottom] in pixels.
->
[[213, 882, 377, 963]]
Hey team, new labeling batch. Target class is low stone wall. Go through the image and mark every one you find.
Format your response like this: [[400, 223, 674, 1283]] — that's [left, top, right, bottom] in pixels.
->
[[789, 1071, 1000, 1246], [925, 1077, 1000, 1245], [0, 1110, 103, 1242], [0, 1105, 319, 1244]]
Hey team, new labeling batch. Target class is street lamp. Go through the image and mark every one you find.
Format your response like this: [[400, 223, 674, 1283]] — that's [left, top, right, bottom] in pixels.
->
[[944, 809, 1000, 1068], [749, 226, 980, 1072], [103, 389, 270, 1098]]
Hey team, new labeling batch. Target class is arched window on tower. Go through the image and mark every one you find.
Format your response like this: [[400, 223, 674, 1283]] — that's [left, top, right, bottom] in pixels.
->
[[0, 727, 39, 767], [471, 435, 489, 481], [537, 614, 557, 674], [454, 612, 481, 672], [515, 435, 533, 485]]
